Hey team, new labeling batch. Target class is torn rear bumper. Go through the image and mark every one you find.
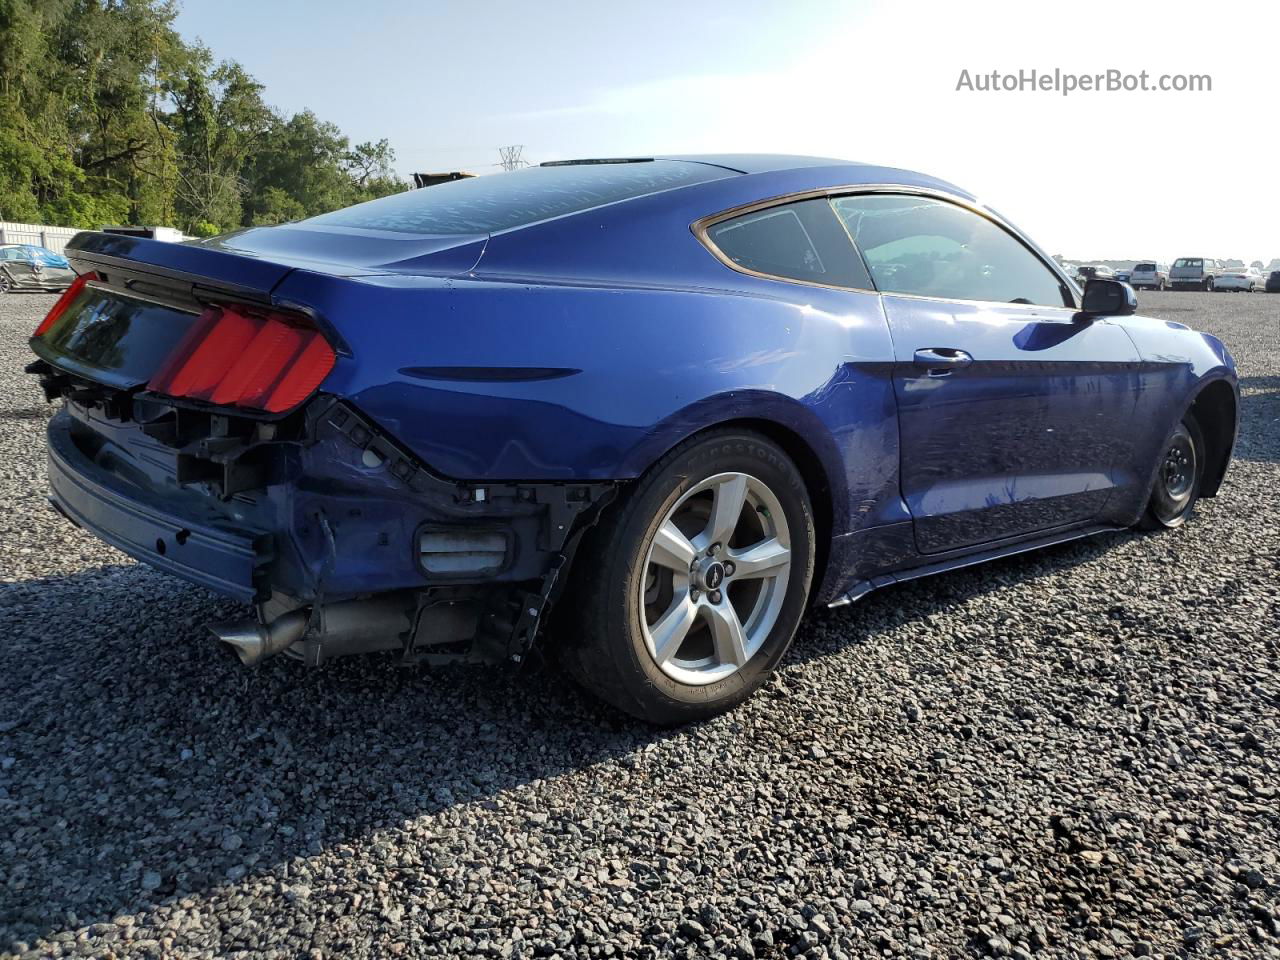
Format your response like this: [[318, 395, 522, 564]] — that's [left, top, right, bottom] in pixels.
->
[[42, 393, 614, 663], [48, 414, 268, 602]]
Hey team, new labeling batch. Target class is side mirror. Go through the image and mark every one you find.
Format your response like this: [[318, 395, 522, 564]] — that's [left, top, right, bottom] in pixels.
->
[[1078, 277, 1137, 319]]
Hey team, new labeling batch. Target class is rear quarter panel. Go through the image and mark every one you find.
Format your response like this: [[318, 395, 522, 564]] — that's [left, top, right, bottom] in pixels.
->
[[265, 163, 978, 539], [269, 268, 903, 545]]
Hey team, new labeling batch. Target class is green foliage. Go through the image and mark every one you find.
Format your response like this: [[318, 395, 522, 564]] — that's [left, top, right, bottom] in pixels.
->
[[249, 186, 306, 227], [0, 0, 406, 234]]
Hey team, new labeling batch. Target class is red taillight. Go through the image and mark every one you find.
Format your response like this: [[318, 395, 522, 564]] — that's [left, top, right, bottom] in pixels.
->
[[33, 271, 99, 337], [148, 305, 335, 414]]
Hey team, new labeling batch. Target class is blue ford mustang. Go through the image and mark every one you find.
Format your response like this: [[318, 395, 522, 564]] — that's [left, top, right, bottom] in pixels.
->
[[28, 155, 1238, 723]]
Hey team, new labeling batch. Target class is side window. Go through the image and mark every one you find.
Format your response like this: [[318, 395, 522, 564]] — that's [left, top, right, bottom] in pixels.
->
[[831, 194, 1070, 307], [705, 197, 872, 289]]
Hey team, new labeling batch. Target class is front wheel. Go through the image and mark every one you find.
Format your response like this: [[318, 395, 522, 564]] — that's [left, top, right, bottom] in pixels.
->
[[1140, 416, 1204, 529], [560, 430, 815, 724]]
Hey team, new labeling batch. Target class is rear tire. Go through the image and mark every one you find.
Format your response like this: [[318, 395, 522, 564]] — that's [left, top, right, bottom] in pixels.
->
[[1139, 416, 1204, 530], [559, 430, 815, 725]]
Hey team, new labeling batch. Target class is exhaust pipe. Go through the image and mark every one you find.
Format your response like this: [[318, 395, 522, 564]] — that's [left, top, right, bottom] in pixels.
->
[[208, 596, 415, 666], [210, 609, 309, 666]]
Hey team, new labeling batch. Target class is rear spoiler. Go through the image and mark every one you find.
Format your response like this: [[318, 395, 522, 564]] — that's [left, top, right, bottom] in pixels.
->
[[64, 231, 295, 308]]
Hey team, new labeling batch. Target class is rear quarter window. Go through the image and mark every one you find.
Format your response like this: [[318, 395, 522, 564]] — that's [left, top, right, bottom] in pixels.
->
[[704, 198, 873, 289]]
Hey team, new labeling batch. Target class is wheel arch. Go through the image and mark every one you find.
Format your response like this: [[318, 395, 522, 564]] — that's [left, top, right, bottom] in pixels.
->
[[1188, 377, 1238, 498], [618, 411, 844, 609], [713, 417, 835, 606]]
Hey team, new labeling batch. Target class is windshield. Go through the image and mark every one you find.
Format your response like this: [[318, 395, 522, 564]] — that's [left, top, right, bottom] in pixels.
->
[[1134, 262, 1156, 271], [303, 160, 733, 236], [1174, 258, 1203, 268]]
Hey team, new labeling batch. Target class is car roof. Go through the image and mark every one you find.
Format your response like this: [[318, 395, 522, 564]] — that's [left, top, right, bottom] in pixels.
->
[[299, 155, 981, 246], [655, 154, 860, 174], [550, 154, 968, 193]]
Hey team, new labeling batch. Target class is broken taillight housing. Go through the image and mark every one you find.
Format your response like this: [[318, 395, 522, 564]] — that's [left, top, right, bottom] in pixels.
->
[[147, 304, 336, 414], [33, 271, 99, 337]]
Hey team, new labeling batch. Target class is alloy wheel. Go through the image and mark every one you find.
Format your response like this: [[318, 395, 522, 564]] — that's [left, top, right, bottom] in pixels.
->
[[638, 472, 791, 685]]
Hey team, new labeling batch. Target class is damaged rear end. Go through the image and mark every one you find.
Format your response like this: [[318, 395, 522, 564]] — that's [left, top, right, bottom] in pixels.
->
[[29, 232, 612, 668]]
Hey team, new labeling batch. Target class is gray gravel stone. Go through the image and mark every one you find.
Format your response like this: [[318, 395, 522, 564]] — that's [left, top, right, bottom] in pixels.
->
[[0, 289, 1277, 958]]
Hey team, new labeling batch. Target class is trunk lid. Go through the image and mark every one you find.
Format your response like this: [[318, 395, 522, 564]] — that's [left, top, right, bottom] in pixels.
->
[[40, 224, 487, 396], [30, 280, 200, 391], [65, 225, 487, 290]]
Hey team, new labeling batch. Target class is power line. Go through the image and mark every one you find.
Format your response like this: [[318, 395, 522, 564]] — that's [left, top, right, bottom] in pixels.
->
[[497, 145, 530, 172]]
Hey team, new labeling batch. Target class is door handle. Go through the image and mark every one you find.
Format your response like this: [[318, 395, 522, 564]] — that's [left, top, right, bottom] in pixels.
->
[[913, 347, 973, 374]]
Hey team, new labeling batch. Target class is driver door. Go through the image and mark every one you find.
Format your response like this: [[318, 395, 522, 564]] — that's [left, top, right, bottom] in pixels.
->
[[832, 193, 1142, 555]]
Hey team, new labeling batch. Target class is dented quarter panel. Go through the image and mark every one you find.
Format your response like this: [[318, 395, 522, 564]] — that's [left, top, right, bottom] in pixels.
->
[[268, 267, 905, 548]]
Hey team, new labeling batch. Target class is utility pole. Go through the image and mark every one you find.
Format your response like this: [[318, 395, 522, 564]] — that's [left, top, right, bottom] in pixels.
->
[[497, 145, 528, 171]]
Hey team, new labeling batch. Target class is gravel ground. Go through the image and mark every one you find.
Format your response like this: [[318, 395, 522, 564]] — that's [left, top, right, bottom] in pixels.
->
[[0, 289, 1277, 960]]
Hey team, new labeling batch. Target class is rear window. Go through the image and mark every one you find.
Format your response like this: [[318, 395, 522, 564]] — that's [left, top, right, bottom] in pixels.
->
[[1174, 258, 1203, 267], [1134, 262, 1156, 271], [303, 160, 732, 236]]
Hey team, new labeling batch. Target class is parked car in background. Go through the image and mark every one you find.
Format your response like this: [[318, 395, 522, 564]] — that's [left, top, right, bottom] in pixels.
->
[[1129, 262, 1169, 290], [0, 244, 76, 293], [27, 155, 1240, 723], [1266, 270, 1280, 293], [1170, 257, 1222, 290], [1114, 268, 1132, 283], [1216, 267, 1264, 292]]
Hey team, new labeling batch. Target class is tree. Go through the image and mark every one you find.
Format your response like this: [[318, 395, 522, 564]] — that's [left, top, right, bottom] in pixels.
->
[[170, 55, 271, 229], [0, 0, 406, 234]]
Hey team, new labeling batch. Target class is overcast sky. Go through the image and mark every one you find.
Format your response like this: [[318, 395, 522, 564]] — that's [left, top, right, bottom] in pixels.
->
[[174, 0, 1280, 265]]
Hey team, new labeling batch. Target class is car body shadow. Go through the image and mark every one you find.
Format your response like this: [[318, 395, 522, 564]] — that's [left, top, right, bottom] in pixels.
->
[[0, 521, 1147, 944], [1237, 375, 1279, 463], [0, 562, 673, 943]]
